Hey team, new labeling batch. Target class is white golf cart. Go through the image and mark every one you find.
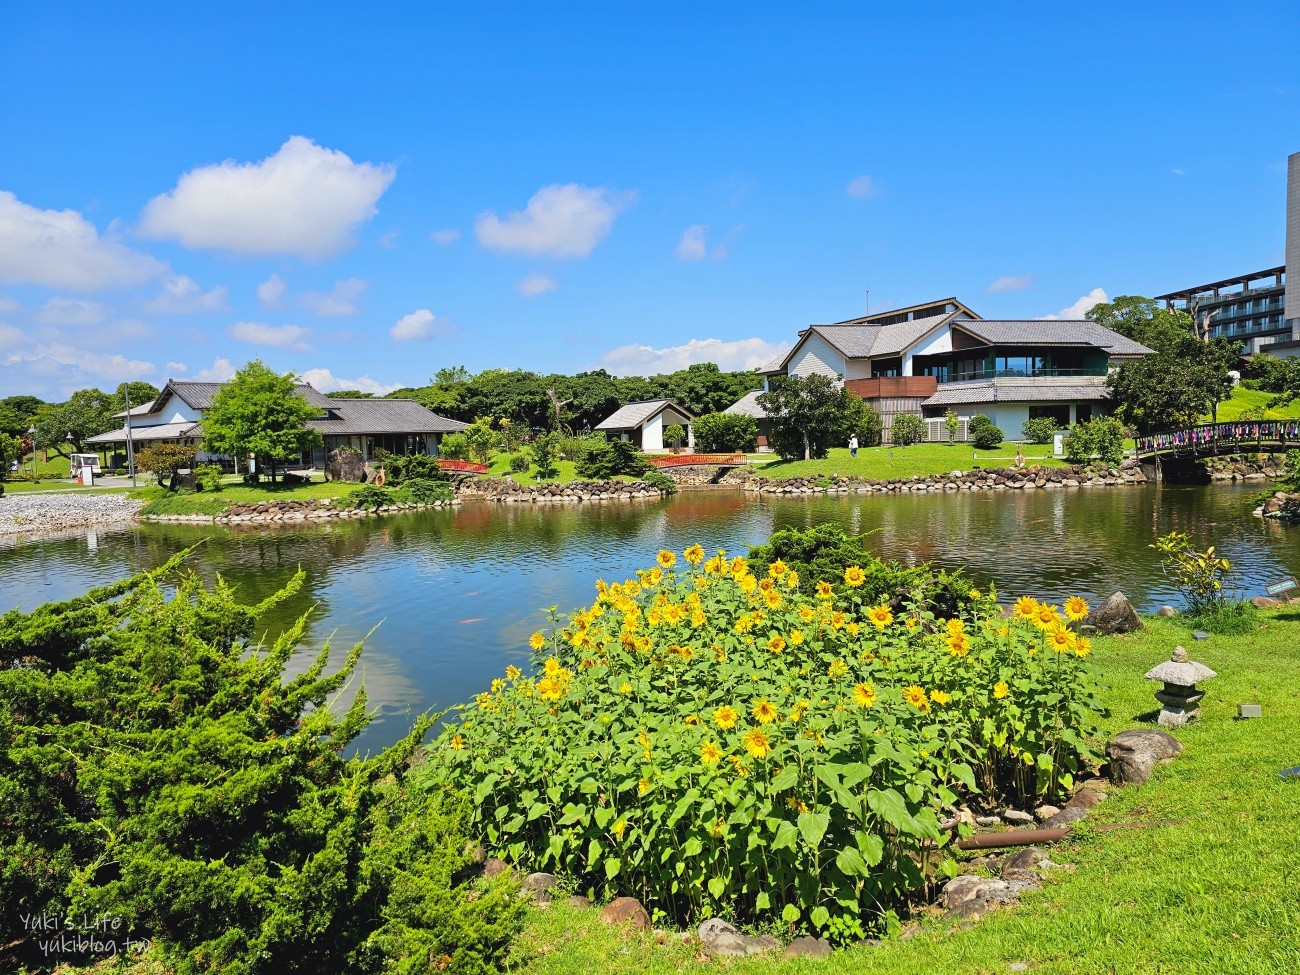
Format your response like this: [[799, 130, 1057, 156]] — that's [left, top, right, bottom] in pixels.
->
[[70, 453, 102, 485]]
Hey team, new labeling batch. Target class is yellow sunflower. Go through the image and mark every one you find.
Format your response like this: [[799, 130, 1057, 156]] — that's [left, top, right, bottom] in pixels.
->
[[684, 714, 700, 726], [867, 603, 894, 629], [752, 699, 779, 724], [506, 665, 522, 680], [612, 818, 628, 840], [536, 675, 565, 701], [684, 544, 705, 565], [1064, 595, 1089, 621], [730, 556, 749, 577], [713, 705, 740, 730], [946, 618, 965, 635], [743, 728, 772, 759], [902, 685, 930, 711], [700, 741, 722, 765], [529, 631, 546, 650], [449, 734, 465, 750], [844, 565, 866, 587], [786, 571, 800, 589], [738, 574, 758, 594], [815, 580, 834, 600], [1046, 624, 1076, 653], [1034, 603, 1062, 629], [768, 634, 787, 653], [827, 659, 848, 680], [618, 682, 632, 694], [993, 681, 1009, 699], [1073, 636, 1093, 658], [656, 549, 676, 569], [764, 589, 784, 610], [853, 682, 876, 707], [768, 559, 789, 578], [704, 555, 725, 575], [790, 629, 805, 646], [930, 689, 951, 706], [1013, 596, 1039, 620], [947, 632, 970, 657]]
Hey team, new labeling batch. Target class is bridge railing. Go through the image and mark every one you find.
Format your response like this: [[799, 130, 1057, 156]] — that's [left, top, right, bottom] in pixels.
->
[[1136, 421, 1300, 456]]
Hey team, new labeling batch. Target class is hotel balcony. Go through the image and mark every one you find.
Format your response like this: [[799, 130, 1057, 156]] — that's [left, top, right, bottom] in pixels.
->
[[844, 376, 938, 399]]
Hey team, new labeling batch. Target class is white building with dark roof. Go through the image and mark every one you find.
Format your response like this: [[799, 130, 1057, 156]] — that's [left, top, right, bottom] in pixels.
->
[[594, 399, 695, 451]]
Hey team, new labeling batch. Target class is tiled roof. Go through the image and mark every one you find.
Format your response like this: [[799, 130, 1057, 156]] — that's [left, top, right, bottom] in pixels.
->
[[867, 312, 956, 356], [163, 380, 335, 410], [953, 321, 1154, 356], [923, 380, 1111, 407], [723, 390, 768, 419], [309, 399, 467, 435], [112, 400, 155, 419], [803, 311, 957, 361], [86, 421, 202, 443], [595, 399, 694, 430]]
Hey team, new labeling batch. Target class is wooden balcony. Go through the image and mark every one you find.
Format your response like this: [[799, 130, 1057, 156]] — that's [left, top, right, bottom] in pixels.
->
[[844, 376, 938, 399]]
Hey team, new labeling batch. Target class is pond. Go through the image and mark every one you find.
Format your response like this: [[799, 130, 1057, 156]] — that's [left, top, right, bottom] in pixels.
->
[[2, 483, 1296, 753]]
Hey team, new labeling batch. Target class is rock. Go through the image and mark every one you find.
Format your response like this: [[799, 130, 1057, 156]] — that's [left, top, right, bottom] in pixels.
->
[[481, 858, 509, 879], [704, 932, 780, 958], [1156, 605, 1177, 617], [1002, 809, 1034, 825], [1106, 729, 1183, 785], [600, 897, 651, 931], [1084, 591, 1144, 635], [566, 894, 594, 908], [1041, 805, 1089, 827], [1010, 964, 1031, 972], [1251, 596, 1281, 609], [975, 815, 1003, 827], [1033, 805, 1061, 822], [784, 936, 833, 959], [1002, 847, 1048, 873], [944, 875, 1011, 910], [522, 872, 559, 903], [697, 918, 739, 943], [1066, 780, 1108, 809]]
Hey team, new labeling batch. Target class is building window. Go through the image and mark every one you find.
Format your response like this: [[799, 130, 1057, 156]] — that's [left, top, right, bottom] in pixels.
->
[[1028, 404, 1070, 426], [1075, 404, 1093, 424]]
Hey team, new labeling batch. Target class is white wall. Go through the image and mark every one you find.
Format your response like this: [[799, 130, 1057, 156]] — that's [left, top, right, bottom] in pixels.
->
[[642, 412, 664, 451], [787, 333, 845, 380], [134, 399, 201, 428], [901, 324, 954, 377]]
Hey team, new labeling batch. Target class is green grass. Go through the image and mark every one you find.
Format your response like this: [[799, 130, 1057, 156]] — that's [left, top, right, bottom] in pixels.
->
[[1204, 385, 1300, 423], [504, 611, 1300, 974], [749, 443, 1073, 480], [487, 454, 583, 485], [133, 479, 357, 516]]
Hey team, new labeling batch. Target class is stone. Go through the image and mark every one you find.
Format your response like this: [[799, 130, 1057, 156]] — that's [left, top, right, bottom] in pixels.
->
[[1084, 592, 1144, 635], [697, 918, 740, 943], [1157, 605, 1177, 617], [1010, 964, 1031, 972], [1002, 847, 1048, 873], [1041, 805, 1089, 828], [1145, 646, 1217, 727], [1065, 783, 1107, 810], [1002, 809, 1034, 825], [1238, 703, 1263, 719], [1034, 805, 1061, 822], [482, 858, 509, 879], [1251, 596, 1281, 609], [1106, 728, 1183, 785], [784, 936, 833, 959], [943, 875, 1011, 910], [704, 932, 780, 958], [975, 815, 1003, 827], [600, 897, 651, 931], [522, 872, 559, 903], [566, 894, 594, 908]]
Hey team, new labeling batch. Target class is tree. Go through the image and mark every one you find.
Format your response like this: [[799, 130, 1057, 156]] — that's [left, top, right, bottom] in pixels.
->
[[1201, 336, 1243, 424], [1021, 416, 1059, 444], [110, 380, 160, 414], [664, 424, 686, 449], [529, 431, 560, 479], [968, 414, 1003, 449], [135, 443, 198, 487], [1107, 332, 1242, 434], [202, 361, 323, 483], [33, 388, 118, 455], [889, 413, 927, 446], [1086, 296, 1193, 352], [944, 409, 960, 444], [840, 395, 883, 447], [462, 417, 496, 463], [325, 389, 375, 399], [0, 433, 20, 477], [0, 402, 27, 439], [693, 413, 758, 452], [757, 374, 848, 460]]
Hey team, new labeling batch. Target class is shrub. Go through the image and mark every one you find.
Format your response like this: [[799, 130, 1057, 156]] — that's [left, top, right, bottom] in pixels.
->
[[889, 413, 926, 446], [1150, 530, 1233, 615], [427, 545, 1102, 940], [135, 442, 197, 487], [385, 453, 450, 485], [556, 433, 600, 462], [529, 431, 561, 480], [1282, 449, 1300, 491], [345, 484, 393, 510], [399, 477, 455, 504], [1185, 599, 1259, 635], [575, 437, 648, 479], [1062, 416, 1125, 466], [464, 418, 497, 464], [281, 471, 308, 486], [944, 409, 960, 443], [439, 432, 470, 460], [1021, 416, 1059, 445], [640, 469, 677, 494], [664, 424, 686, 449], [509, 453, 529, 473], [693, 413, 758, 453], [968, 414, 1003, 450], [841, 396, 884, 448], [0, 558, 524, 974], [194, 462, 224, 492]]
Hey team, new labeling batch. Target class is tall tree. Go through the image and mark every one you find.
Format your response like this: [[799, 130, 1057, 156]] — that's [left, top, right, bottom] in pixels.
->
[[758, 373, 851, 460], [1086, 295, 1193, 352], [111, 381, 161, 414], [202, 361, 323, 483], [33, 388, 117, 455]]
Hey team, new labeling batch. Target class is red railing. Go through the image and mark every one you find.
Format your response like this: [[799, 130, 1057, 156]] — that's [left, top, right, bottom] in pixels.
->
[[435, 458, 490, 474], [644, 453, 748, 468]]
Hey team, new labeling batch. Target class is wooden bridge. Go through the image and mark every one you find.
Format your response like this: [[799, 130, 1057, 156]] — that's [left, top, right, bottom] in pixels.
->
[[644, 453, 749, 469], [1135, 421, 1300, 460], [434, 458, 490, 475]]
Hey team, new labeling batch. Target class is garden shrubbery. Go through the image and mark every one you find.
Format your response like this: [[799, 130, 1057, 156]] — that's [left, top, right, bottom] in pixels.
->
[[1063, 416, 1125, 465], [0, 556, 522, 974], [425, 541, 1103, 939], [344, 479, 454, 509], [575, 437, 648, 479], [889, 412, 926, 446], [693, 413, 758, 453], [1021, 416, 1060, 445], [968, 414, 1003, 449]]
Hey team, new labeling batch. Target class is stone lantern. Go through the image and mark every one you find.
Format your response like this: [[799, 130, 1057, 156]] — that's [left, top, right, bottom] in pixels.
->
[[1145, 646, 1217, 728]]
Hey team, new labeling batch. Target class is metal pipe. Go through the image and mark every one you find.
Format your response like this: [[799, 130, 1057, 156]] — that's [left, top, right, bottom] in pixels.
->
[[955, 827, 1071, 850]]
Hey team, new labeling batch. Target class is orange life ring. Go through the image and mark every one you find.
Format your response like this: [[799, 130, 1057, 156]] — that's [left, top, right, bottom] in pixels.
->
[[374, 470, 386, 488]]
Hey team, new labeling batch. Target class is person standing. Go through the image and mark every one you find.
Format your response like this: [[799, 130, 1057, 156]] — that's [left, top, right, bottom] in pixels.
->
[[849, 434, 859, 459]]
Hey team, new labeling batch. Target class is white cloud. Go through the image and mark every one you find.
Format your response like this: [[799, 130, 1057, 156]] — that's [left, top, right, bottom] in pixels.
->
[[143, 274, 229, 314], [987, 274, 1034, 294], [166, 360, 188, 374], [0, 324, 26, 349], [378, 229, 400, 249], [475, 183, 636, 258], [598, 337, 791, 376], [516, 273, 557, 297], [300, 277, 368, 316], [3, 344, 155, 384], [0, 296, 19, 314], [389, 308, 450, 342], [36, 297, 107, 326], [299, 367, 402, 396], [1042, 288, 1109, 320], [139, 136, 397, 259], [1172, 168, 1186, 176], [257, 273, 287, 308], [0, 190, 165, 290], [675, 225, 707, 261], [846, 175, 878, 199], [193, 357, 237, 382], [430, 228, 461, 245], [228, 321, 311, 351]]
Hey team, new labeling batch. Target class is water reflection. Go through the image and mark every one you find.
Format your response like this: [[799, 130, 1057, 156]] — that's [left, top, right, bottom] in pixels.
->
[[2, 483, 1296, 752]]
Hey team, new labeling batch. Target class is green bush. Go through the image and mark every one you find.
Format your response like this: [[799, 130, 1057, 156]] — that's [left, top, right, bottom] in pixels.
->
[[385, 453, 450, 484], [399, 477, 455, 504], [1185, 600, 1259, 635], [1021, 416, 1059, 445], [194, 462, 224, 492], [1150, 530, 1233, 615], [693, 413, 758, 453], [439, 432, 471, 460], [136, 442, 197, 487], [345, 484, 393, 509], [529, 431, 561, 480], [575, 437, 648, 479], [841, 396, 884, 448], [888, 413, 926, 446], [664, 424, 686, 449], [640, 469, 677, 494], [0, 557, 524, 974], [968, 414, 1003, 450], [1063, 416, 1125, 465], [427, 543, 1102, 939], [509, 453, 529, 473]]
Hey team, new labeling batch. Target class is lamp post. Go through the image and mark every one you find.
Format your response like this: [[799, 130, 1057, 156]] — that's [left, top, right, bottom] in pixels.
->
[[26, 425, 35, 479]]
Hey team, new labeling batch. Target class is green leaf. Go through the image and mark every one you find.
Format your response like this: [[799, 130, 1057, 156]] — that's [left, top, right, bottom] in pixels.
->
[[770, 765, 799, 792], [798, 810, 830, 849], [855, 831, 884, 866], [708, 877, 727, 899], [526, 801, 548, 822], [948, 762, 978, 793], [835, 845, 869, 878], [683, 836, 703, 857], [782, 903, 801, 923], [772, 820, 799, 852], [605, 857, 621, 880], [810, 906, 830, 930], [756, 891, 771, 911], [867, 788, 916, 833]]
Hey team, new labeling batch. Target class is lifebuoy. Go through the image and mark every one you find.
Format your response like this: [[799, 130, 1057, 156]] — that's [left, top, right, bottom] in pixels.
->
[[374, 470, 386, 488]]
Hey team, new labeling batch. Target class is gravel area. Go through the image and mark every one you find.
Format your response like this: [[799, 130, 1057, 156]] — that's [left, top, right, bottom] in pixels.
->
[[0, 492, 144, 537]]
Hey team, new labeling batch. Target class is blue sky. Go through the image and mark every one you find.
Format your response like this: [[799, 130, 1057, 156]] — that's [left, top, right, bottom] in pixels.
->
[[1, 2, 1297, 399]]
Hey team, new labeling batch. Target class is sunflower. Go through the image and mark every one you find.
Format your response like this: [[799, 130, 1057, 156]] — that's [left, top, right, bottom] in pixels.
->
[[764, 589, 784, 610], [743, 729, 772, 759], [768, 559, 789, 578], [905, 616, 919, 630], [612, 818, 628, 840], [946, 618, 965, 636], [993, 681, 1010, 699], [1013, 596, 1039, 620], [790, 629, 805, 646], [930, 689, 951, 706], [657, 549, 677, 569], [1073, 636, 1093, 658], [1064, 595, 1089, 621], [867, 603, 894, 629], [738, 574, 758, 594], [646, 567, 663, 587], [853, 682, 876, 707], [785, 796, 810, 814], [947, 632, 970, 657], [815, 580, 834, 600], [506, 665, 522, 680], [799, 605, 816, 622], [491, 678, 506, 693], [730, 556, 749, 577], [536, 675, 565, 702], [902, 685, 930, 711], [684, 714, 700, 726], [529, 632, 546, 650], [700, 741, 722, 765], [1034, 603, 1062, 629], [449, 734, 465, 750], [1046, 624, 1076, 653], [704, 555, 725, 575], [844, 565, 866, 587], [713, 705, 740, 730], [752, 699, 779, 724], [543, 657, 561, 675], [638, 777, 652, 796], [827, 659, 848, 680], [768, 634, 787, 653], [786, 571, 800, 589], [618, 681, 633, 694], [684, 544, 705, 565], [728, 755, 750, 778]]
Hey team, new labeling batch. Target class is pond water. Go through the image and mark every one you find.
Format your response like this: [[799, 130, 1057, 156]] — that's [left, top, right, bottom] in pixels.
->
[[2, 484, 1296, 753]]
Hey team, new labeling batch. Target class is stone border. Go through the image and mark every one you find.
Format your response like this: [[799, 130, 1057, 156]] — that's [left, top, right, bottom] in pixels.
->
[[456, 477, 669, 504], [733, 459, 1148, 495], [141, 497, 459, 526]]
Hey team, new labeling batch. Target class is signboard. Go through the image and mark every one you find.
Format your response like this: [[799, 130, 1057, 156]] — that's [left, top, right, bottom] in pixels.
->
[[1053, 433, 1065, 457], [1265, 576, 1298, 598]]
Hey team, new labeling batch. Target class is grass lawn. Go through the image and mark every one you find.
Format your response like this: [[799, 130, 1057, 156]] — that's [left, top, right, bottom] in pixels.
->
[[1204, 385, 1300, 423], [504, 611, 1300, 975], [749, 443, 1073, 480], [487, 454, 582, 485], [132, 478, 358, 516]]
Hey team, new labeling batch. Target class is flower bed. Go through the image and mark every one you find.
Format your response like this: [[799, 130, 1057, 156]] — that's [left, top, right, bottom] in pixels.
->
[[428, 545, 1103, 938]]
